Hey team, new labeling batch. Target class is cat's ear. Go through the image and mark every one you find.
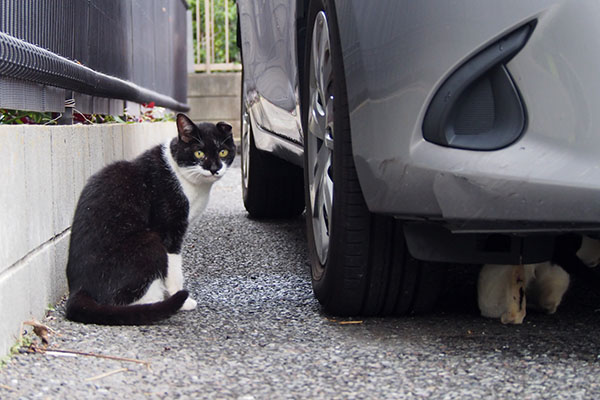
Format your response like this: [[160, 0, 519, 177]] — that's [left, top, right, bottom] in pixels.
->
[[176, 113, 196, 143], [216, 122, 233, 137]]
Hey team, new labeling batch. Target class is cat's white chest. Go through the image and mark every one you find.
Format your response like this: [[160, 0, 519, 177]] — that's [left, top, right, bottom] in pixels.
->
[[179, 178, 211, 223], [163, 142, 214, 223]]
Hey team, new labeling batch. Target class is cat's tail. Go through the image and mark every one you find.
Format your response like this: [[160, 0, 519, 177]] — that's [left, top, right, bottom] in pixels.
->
[[65, 290, 189, 325]]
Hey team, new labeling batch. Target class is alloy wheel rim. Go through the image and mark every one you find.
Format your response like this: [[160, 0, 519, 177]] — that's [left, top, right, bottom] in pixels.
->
[[241, 106, 250, 190], [307, 11, 334, 266]]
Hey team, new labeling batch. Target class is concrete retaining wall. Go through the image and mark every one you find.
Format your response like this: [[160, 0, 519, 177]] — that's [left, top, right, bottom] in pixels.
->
[[187, 72, 241, 143], [0, 122, 177, 357]]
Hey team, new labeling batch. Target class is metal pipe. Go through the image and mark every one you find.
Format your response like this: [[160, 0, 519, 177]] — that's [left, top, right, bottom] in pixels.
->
[[196, 0, 201, 66], [0, 31, 189, 111], [204, 0, 211, 73], [225, 0, 229, 64], [210, 0, 215, 66]]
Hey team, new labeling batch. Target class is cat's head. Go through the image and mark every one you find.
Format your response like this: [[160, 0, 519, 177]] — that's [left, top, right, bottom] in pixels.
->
[[171, 113, 236, 183]]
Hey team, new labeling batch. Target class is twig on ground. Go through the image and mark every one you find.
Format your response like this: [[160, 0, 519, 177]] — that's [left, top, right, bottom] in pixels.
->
[[85, 367, 129, 382], [0, 384, 16, 391], [31, 346, 151, 370], [327, 318, 364, 325]]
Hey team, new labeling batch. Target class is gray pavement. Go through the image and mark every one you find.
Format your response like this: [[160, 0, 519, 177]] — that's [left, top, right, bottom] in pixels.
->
[[2, 158, 600, 399]]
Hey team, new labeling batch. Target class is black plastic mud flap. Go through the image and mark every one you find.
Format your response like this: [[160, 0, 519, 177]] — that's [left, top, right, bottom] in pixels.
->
[[403, 222, 554, 264]]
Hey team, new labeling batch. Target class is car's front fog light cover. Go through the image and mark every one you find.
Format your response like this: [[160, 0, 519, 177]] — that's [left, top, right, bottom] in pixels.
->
[[423, 22, 535, 150]]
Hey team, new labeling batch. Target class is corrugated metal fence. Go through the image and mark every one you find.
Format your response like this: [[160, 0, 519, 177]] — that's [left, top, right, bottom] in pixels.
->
[[0, 0, 189, 119]]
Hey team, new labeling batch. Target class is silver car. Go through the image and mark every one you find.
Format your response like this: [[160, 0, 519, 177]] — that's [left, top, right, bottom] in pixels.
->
[[237, 0, 600, 316]]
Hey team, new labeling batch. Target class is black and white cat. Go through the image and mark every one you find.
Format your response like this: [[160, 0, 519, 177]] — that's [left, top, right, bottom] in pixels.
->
[[65, 114, 235, 325], [478, 236, 600, 324]]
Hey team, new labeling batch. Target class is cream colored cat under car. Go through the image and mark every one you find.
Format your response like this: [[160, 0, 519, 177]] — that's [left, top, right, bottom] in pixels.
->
[[477, 236, 600, 324]]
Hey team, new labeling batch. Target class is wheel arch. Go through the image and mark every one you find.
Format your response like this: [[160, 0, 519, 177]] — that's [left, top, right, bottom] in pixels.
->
[[296, 0, 309, 127], [297, 0, 368, 197]]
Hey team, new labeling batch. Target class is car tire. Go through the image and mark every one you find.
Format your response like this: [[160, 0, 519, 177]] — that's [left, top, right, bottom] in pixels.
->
[[302, 0, 445, 316], [240, 91, 305, 219]]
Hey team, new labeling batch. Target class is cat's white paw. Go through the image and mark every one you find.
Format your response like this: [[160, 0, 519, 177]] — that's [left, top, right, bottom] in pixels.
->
[[501, 264, 526, 325], [478, 264, 526, 324], [576, 236, 600, 267], [526, 262, 569, 314], [181, 297, 197, 311]]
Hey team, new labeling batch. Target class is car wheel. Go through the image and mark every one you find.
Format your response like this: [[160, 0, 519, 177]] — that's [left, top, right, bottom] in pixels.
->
[[240, 91, 305, 218], [302, 0, 445, 316]]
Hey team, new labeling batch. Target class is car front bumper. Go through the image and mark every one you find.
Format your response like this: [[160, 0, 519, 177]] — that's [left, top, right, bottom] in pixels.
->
[[338, 0, 600, 232]]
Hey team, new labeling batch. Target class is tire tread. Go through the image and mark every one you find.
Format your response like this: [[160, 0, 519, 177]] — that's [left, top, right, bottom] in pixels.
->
[[305, 0, 445, 317], [243, 132, 305, 219]]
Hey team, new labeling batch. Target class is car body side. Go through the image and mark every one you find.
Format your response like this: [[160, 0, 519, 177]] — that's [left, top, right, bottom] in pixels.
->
[[237, 0, 600, 263]]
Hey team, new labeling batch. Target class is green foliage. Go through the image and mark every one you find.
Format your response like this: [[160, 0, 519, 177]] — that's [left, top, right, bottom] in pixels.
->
[[189, 0, 240, 67], [0, 109, 59, 125], [0, 334, 33, 369], [0, 105, 175, 126]]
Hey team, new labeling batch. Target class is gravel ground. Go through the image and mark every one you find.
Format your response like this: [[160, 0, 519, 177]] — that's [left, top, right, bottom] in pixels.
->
[[2, 158, 600, 399]]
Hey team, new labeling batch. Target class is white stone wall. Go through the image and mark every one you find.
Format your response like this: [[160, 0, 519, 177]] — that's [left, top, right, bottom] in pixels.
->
[[187, 72, 241, 143], [0, 122, 177, 356]]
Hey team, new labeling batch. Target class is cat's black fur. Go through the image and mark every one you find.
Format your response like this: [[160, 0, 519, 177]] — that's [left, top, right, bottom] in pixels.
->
[[65, 114, 235, 325]]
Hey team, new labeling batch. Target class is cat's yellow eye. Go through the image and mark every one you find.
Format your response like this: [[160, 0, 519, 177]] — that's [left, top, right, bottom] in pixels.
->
[[194, 150, 205, 159], [219, 149, 229, 158]]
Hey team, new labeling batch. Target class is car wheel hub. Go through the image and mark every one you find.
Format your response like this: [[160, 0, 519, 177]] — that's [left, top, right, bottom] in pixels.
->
[[307, 11, 334, 266]]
